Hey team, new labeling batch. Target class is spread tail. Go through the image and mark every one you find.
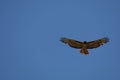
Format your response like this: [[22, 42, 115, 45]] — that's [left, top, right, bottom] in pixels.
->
[[80, 48, 89, 55]]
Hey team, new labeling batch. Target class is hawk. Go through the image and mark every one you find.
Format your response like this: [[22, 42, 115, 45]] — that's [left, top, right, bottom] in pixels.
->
[[60, 37, 109, 55]]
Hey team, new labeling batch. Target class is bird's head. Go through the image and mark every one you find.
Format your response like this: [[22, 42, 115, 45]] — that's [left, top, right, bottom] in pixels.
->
[[83, 41, 87, 44]]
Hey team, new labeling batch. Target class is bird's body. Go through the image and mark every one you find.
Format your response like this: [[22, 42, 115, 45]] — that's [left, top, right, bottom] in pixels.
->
[[60, 37, 109, 55], [80, 42, 88, 54]]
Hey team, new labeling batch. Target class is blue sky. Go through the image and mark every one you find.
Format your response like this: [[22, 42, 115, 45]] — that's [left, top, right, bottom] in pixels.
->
[[1, 0, 120, 80]]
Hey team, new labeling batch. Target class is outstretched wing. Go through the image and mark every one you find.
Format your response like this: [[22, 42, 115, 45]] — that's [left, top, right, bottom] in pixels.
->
[[87, 37, 109, 49], [60, 37, 83, 49]]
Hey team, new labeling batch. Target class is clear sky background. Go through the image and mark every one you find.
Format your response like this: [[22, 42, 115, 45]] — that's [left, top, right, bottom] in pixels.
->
[[1, 0, 120, 80]]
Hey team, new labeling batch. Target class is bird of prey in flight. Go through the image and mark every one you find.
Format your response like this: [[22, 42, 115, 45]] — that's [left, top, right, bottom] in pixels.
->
[[60, 37, 109, 55]]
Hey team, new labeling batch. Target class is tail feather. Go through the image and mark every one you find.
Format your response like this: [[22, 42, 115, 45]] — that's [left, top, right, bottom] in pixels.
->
[[80, 48, 89, 55]]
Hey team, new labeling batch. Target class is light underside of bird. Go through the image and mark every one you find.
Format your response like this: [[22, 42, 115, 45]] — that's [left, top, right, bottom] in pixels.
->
[[60, 37, 109, 55]]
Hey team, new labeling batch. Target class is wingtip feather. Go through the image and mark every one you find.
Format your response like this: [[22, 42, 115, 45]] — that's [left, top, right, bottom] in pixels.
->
[[60, 37, 68, 43], [103, 37, 109, 43]]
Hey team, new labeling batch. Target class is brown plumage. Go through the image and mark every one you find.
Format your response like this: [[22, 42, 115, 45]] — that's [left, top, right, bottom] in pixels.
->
[[60, 37, 109, 55]]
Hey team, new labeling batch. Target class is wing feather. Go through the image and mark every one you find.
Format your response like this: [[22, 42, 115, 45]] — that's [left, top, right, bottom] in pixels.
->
[[87, 37, 109, 49], [60, 37, 83, 48]]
